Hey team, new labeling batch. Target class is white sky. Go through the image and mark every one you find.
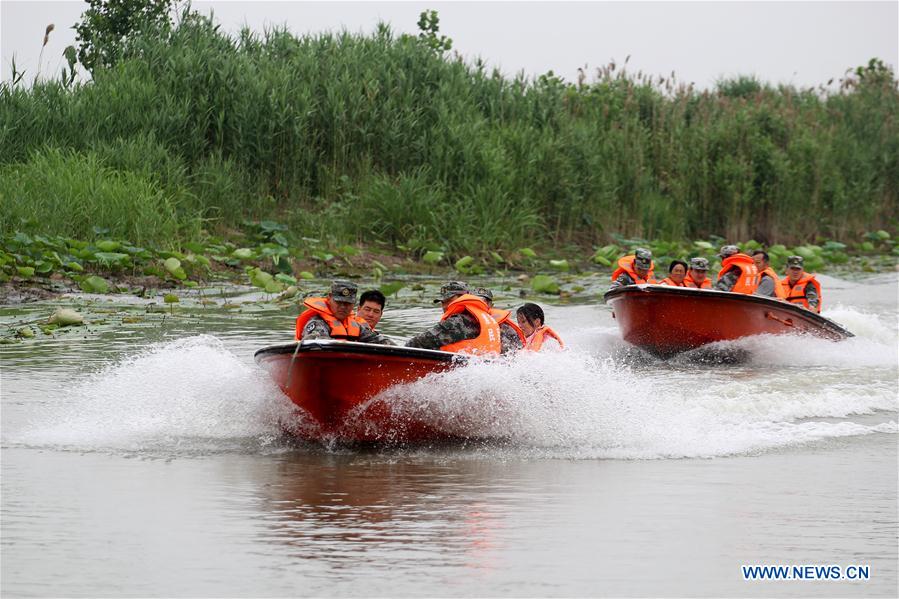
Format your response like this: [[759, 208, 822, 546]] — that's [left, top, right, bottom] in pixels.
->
[[2, 0, 897, 89]]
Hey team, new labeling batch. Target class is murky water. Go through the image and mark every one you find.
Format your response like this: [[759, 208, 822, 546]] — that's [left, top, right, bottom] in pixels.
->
[[2, 274, 897, 597]]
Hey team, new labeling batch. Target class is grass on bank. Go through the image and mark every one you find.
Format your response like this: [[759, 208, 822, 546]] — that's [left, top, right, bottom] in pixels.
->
[[1, 13, 897, 253]]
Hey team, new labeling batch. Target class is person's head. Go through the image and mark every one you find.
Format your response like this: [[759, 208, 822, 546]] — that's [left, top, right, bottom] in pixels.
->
[[719, 245, 740, 260], [327, 280, 357, 320], [474, 287, 494, 307], [435, 281, 469, 310], [357, 289, 386, 329], [689, 257, 709, 283], [786, 255, 805, 283], [516, 303, 545, 337], [633, 248, 653, 278], [752, 250, 770, 270], [668, 260, 688, 284]]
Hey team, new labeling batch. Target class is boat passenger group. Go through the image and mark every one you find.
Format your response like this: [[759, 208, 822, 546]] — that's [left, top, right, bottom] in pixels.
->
[[292, 244, 821, 357], [295, 280, 563, 355], [611, 245, 823, 312]]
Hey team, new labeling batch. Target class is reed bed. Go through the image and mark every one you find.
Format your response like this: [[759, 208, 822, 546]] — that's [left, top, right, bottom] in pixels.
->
[[1, 15, 896, 250]]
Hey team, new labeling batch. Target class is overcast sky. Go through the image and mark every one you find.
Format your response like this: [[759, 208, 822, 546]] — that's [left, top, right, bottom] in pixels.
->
[[2, 0, 897, 89]]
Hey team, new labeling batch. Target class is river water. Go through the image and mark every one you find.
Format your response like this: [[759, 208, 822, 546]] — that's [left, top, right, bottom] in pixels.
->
[[2, 273, 897, 597]]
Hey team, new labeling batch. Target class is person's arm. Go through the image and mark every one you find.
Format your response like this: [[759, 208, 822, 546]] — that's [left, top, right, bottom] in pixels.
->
[[357, 322, 396, 345], [754, 276, 776, 297], [406, 315, 478, 350], [805, 284, 820, 311], [298, 316, 333, 340], [500, 323, 523, 354], [609, 273, 635, 290], [715, 270, 738, 292]]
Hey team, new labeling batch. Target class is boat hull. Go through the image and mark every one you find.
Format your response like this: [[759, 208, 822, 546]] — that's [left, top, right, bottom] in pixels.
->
[[604, 285, 852, 358], [255, 340, 463, 442]]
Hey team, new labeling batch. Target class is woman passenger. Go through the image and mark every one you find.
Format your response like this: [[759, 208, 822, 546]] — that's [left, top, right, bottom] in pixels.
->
[[516, 303, 565, 351], [658, 260, 688, 286]]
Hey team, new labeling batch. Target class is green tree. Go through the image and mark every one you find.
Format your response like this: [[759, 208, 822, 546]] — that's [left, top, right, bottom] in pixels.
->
[[74, 0, 174, 73], [417, 10, 452, 54]]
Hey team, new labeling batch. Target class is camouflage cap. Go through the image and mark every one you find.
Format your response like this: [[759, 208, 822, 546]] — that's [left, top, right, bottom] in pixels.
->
[[434, 281, 469, 303], [329, 280, 358, 303], [634, 248, 653, 269], [690, 257, 710, 271], [719, 245, 740, 258], [474, 287, 493, 302], [786, 255, 805, 269]]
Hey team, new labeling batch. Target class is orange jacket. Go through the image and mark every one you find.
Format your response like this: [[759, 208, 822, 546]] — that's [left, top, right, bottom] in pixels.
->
[[683, 273, 712, 289], [295, 297, 362, 340], [778, 274, 822, 313], [760, 266, 787, 299], [354, 315, 376, 332], [440, 294, 502, 355], [492, 308, 526, 344], [611, 256, 656, 285], [717, 253, 760, 294], [658, 277, 686, 287], [525, 326, 565, 351]]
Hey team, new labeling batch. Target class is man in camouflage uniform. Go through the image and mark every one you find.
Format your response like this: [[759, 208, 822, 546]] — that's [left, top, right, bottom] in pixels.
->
[[300, 280, 394, 344], [405, 281, 486, 351], [714, 245, 749, 292], [609, 248, 654, 289], [474, 286, 524, 353]]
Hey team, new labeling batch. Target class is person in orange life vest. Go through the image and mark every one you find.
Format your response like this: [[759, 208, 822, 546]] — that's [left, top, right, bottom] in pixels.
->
[[658, 260, 688, 286], [516, 302, 565, 351], [473, 286, 524, 353], [609, 248, 656, 289], [714, 245, 760, 294], [684, 257, 712, 288], [356, 289, 386, 331], [751, 250, 786, 299], [405, 281, 501, 355], [295, 280, 393, 344], [778, 255, 822, 313]]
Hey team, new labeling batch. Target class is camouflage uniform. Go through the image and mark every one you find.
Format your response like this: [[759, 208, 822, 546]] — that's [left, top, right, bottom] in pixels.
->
[[784, 255, 820, 311], [299, 280, 395, 345], [405, 311, 482, 351], [609, 248, 653, 290], [300, 315, 394, 345], [714, 245, 741, 292]]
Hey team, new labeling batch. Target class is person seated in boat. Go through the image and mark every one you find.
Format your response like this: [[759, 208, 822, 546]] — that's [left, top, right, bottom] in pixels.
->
[[714, 245, 760, 294], [356, 289, 386, 331], [295, 280, 394, 344], [516, 302, 565, 351], [609, 248, 656, 289], [684, 257, 712, 288], [658, 260, 688, 286], [751, 250, 786, 299], [405, 281, 502, 356], [474, 287, 525, 352], [778, 255, 822, 313]]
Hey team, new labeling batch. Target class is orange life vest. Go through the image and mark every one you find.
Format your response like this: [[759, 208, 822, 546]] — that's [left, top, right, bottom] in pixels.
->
[[760, 266, 787, 299], [492, 308, 526, 344], [658, 277, 686, 287], [439, 294, 502, 355], [295, 297, 362, 340], [611, 256, 656, 285], [525, 326, 565, 351], [354, 315, 376, 332], [683, 273, 712, 289], [778, 274, 822, 313], [717, 253, 760, 294]]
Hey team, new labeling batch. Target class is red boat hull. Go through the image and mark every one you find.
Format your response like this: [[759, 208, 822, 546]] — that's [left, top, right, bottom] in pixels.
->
[[604, 285, 852, 358], [255, 341, 464, 442]]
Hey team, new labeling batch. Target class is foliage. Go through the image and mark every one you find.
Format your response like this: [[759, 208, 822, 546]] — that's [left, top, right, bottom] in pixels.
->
[[75, 0, 174, 73]]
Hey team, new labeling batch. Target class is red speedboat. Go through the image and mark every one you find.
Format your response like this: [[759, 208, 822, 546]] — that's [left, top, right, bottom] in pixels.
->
[[604, 285, 852, 358], [255, 340, 466, 443]]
